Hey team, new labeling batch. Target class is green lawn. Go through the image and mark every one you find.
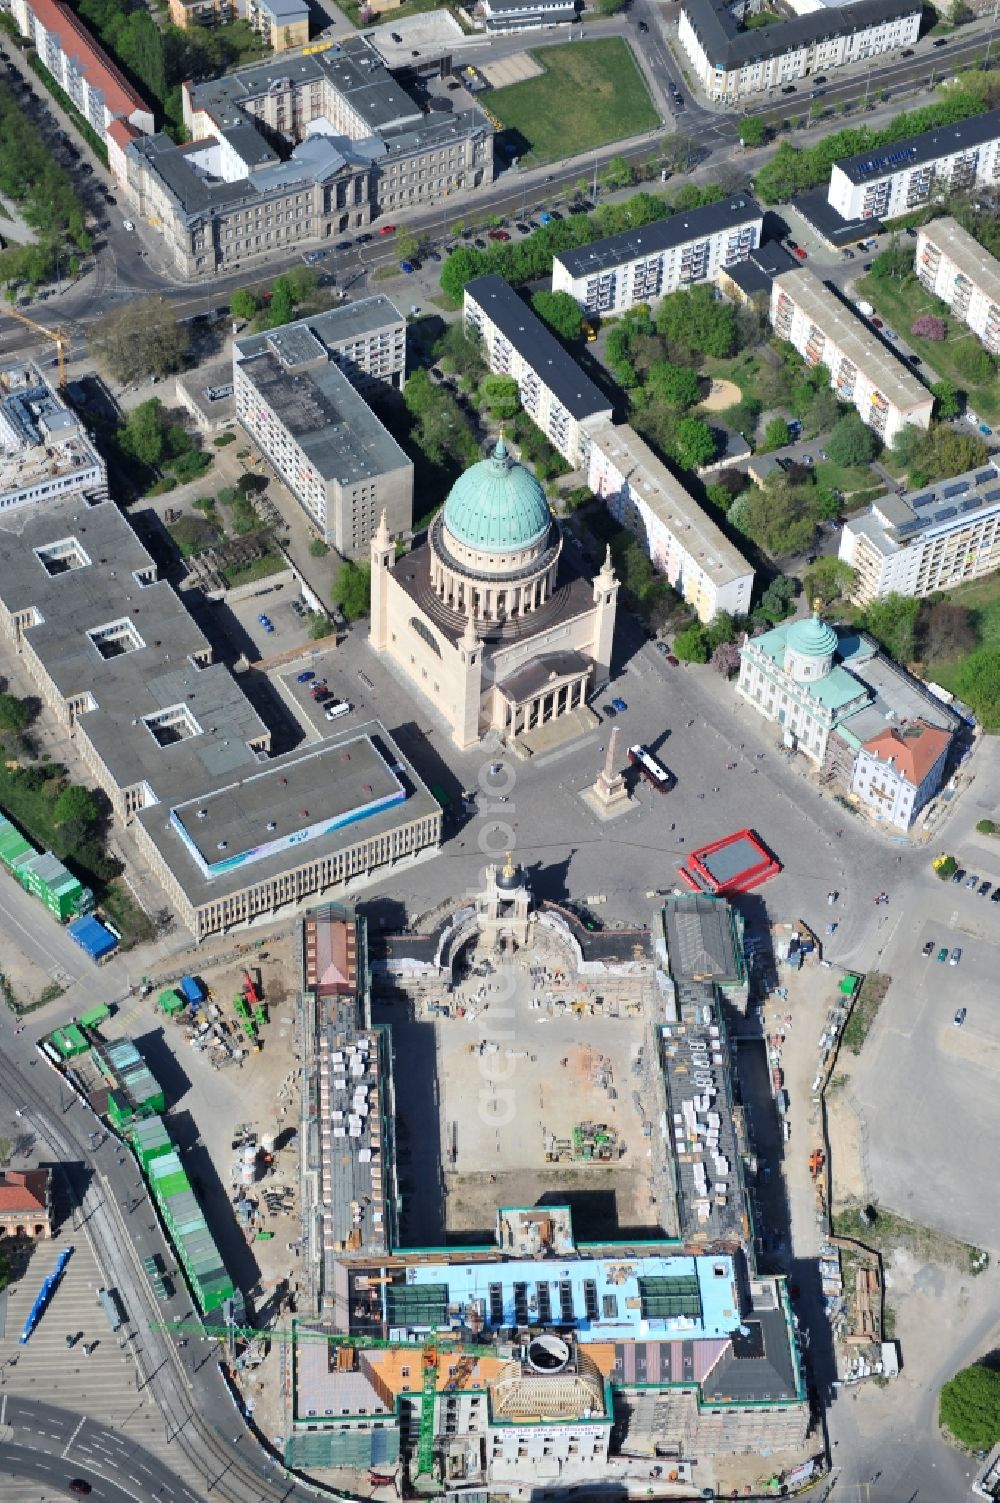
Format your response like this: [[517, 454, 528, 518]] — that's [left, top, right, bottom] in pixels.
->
[[815, 458, 878, 498], [487, 40, 659, 166], [857, 272, 1000, 424], [220, 550, 285, 589], [923, 569, 1000, 693]]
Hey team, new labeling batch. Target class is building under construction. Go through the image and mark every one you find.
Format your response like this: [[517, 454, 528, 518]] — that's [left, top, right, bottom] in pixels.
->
[[0, 359, 106, 515]]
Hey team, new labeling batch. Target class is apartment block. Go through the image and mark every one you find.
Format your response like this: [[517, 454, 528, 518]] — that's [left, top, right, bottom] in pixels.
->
[[839, 461, 1000, 602], [11, 0, 154, 144], [122, 37, 493, 279], [234, 316, 412, 556], [769, 269, 933, 444], [552, 197, 763, 316], [168, 0, 308, 49], [586, 419, 754, 623], [464, 276, 612, 469], [827, 110, 1000, 223], [677, 0, 919, 102], [0, 360, 107, 515], [915, 217, 1000, 358]]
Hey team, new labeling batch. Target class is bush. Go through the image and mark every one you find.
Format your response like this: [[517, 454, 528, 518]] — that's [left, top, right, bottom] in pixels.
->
[[309, 538, 330, 557], [169, 449, 211, 484], [674, 622, 711, 663], [976, 819, 996, 835], [934, 854, 957, 880], [213, 431, 237, 447], [953, 342, 996, 385], [332, 561, 371, 622], [940, 1364, 1000, 1450]]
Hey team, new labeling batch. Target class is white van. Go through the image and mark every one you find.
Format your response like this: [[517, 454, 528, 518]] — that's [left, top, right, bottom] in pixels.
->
[[325, 700, 351, 721]]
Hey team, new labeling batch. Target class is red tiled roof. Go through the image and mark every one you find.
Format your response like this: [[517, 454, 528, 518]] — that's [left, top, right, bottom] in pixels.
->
[[107, 118, 140, 150], [0, 1168, 49, 1215], [862, 720, 950, 786], [25, 0, 149, 120]]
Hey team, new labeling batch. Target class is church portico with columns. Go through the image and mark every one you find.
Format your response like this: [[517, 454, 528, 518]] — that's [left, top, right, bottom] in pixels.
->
[[370, 437, 619, 750]]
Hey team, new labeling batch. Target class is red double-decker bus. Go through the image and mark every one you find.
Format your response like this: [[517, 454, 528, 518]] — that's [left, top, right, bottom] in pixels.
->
[[627, 743, 674, 792]]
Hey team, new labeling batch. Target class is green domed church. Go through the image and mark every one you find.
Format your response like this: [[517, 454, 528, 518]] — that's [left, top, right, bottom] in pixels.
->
[[370, 437, 619, 749]]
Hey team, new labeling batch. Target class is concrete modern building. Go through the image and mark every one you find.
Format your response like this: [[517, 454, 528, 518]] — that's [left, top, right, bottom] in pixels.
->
[[677, 0, 919, 102], [770, 269, 933, 443], [370, 437, 618, 749], [0, 361, 107, 515], [915, 217, 1000, 357], [0, 495, 442, 939], [827, 110, 1000, 223], [552, 197, 764, 315], [122, 37, 494, 278], [233, 307, 412, 555], [464, 276, 613, 468], [0, 1169, 52, 1240], [736, 607, 960, 826], [850, 720, 951, 829], [477, 0, 579, 31], [10, 0, 154, 144], [838, 461, 1000, 602], [586, 419, 754, 623]]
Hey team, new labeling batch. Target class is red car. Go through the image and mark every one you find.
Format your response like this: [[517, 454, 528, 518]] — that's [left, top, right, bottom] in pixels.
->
[[488, 229, 511, 242], [793, 247, 807, 260], [378, 224, 395, 236], [871, 316, 883, 328]]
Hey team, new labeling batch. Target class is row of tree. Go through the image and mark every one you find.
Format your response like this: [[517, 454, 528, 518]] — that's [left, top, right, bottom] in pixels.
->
[[0, 82, 89, 289]]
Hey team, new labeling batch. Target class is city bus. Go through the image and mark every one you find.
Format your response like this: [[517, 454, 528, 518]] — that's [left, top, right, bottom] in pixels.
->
[[627, 743, 675, 793]]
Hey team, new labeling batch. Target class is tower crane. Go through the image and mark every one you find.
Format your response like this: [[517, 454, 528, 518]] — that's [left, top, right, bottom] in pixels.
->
[[5, 307, 68, 389]]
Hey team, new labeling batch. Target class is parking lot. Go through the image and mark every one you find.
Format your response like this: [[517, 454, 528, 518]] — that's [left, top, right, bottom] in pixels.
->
[[224, 581, 316, 663]]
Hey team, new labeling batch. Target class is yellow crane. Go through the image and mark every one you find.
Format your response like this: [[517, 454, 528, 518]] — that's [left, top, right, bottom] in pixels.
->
[[5, 307, 68, 389]]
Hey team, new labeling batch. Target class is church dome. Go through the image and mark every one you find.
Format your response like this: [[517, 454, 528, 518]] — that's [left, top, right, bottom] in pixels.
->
[[443, 436, 551, 552], [786, 610, 838, 659]]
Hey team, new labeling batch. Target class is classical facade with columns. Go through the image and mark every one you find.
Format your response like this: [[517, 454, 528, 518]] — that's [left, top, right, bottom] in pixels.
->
[[370, 436, 619, 749]]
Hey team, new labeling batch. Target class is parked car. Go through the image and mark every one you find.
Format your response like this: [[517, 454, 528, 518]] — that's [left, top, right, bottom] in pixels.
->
[[473, 237, 486, 248], [515, 221, 531, 234], [932, 36, 947, 45], [950, 947, 962, 966], [992, 888, 1000, 903], [793, 247, 807, 260], [870, 316, 883, 328], [814, 74, 827, 83], [781, 84, 797, 94], [488, 229, 511, 241], [979, 880, 992, 897], [908, 354, 922, 364], [602, 703, 617, 718], [921, 939, 934, 957], [954, 1007, 967, 1027], [936, 946, 949, 963], [69, 1485, 92, 1497], [901, 47, 914, 56], [429, 249, 441, 262], [356, 232, 373, 244], [296, 670, 315, 683], [638, 18, 648, 29], [965, 872, 979, 888], [611, 696, 627, 713], [951, 867, 966, 883], [122, 219, 135, 232], [667, 654, 679, 666], [258, 614, 273, 633], [967, 410, 981, 426], [378, 224, 396, 236], [334, 240, 351, 251], [400, 260, 415, 273], [980, 423, 993, 436], [884, 327, 897, 340]]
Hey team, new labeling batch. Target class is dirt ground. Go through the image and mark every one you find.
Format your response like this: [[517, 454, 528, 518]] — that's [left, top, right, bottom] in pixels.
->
[[700, 377, 742, 412], [0, 932, 65, 1008]]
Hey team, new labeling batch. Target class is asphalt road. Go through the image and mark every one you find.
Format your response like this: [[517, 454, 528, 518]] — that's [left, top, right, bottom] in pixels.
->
[[0, 1403, 202, 1503]]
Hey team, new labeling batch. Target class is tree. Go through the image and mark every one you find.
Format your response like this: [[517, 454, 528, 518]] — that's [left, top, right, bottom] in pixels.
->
[[940, 1364, 1000, 1450], [530, 290, 584, 343], [118, 399, 168, 467], [976, 819, 997, 835], [808, 384, 842, 434], [954, 342, 996, 385], [922, 602, 976, 662], [394, 227, 419, 263], [440, 246, 488, 306], [656, 285, 736, 358], [804, 557, 858, 607], [674, 622, 711, 663], [931, 379, 961, 420], [670, 417, 715, 471], [891, 423, 925, 470], [481, 374, 521, 420], [89, 297, 189, 384], [898, 423, 988, 485], [756, 574, 798, 624], [728, 477, 814, 558], [646, 360, 701, 409], [860, 593, 922, 663], [332, 561, 372, 623], [230, 288, 260, 322], [739, 116, 768, 148], [710, 640, 742, 677], [911, 314, 947, 341], [761, 416, 791, 452], [434, 322, 486, 381], [825, 411, 878, 467], [0, 692, 30, 735], [600, 153, 634, 188], [309, 538, 330, 557], [956, 647, 1000, 731], [53, 784, 99, 830]]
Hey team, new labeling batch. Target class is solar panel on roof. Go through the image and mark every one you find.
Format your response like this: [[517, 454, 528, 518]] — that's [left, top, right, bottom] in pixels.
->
[[985, 487, 1000, 503], [975, 470, 995, 484], [943, 481, 969, 498], [960, 497, 982, 514], [895, 519, 927, 537], [910, 493, 935, 508], [932, 506, 958, 523]]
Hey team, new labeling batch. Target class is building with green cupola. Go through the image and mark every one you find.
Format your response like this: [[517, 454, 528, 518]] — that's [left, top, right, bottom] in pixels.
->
[[370, 436, 619, 750]]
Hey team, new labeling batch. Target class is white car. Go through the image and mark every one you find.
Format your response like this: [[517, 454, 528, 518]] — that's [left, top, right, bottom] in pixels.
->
[[967, 410, 980, 427], [122, 219, 135, 232]]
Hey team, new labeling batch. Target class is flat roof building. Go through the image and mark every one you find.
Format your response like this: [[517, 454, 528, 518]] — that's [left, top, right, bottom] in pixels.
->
[[770, 268, 933, 445], [915, 216, 1000, 357], [552, 197, 763, 315], [0, 361, 107, 515], [839, 460, 1000, 602], [827, 109, 1000, 223], [678, 0, 919, 103], [478, 0, 578, 29], [234, 310, 412, 555], [464, 275, 613, 468], [0, 495, 441, 938], [586, 419, 753, 623]]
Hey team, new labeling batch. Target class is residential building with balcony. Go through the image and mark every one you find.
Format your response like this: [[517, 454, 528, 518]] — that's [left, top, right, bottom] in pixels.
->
[[10, 0, 154, 144], [586, 419, 754, 623], [234, 312, 412, 555], [915, 216, 1000, 357], [769, 269, 933, 444], [839, 461, 1000, 602], [677, 0, 919, 103], [168, 0, 308, 49], [464, 276, 612, 468], [552, 197, 763, 315], [827, 109, 1000, 223]]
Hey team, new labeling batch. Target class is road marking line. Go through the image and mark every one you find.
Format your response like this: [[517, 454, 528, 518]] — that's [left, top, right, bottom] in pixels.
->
[[62, 1415, 85, 1457]]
